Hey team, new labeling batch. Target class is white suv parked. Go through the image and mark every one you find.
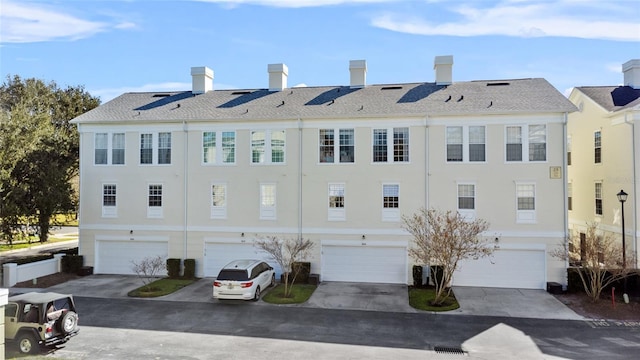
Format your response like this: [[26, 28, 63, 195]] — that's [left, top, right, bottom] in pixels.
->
[[213, 260, 276, 301]]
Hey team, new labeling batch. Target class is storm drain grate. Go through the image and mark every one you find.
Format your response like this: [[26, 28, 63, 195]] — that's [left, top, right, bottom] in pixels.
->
[[434, 346, 466, 355]]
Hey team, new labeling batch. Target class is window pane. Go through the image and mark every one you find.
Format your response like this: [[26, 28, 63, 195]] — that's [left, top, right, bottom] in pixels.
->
[[383, 184, 399, 208], [506, 144, 522, 161], [103, 184, 116, 206], [506, 127, 522, 162], [203, 132, 216, 164], [529, 125, 546, 161], [212, 185, 226, 207], [222, 132, 235, 163], [158, 132, 171, 164], [517, 184, 535, 210], [95, 133, 108, 164], [393, 128, 409, 162], [319, 129, 334, 163], [112, 133, 125, 164], [140, 133, 153, 164], [373, 129, 387, 162], [339, 129, 354, 163], [329, 184, 345, 208], [251, 131, 266, 164], [469, 126, 485, 162], [261, 184, 276, 207], [148, 185, 162, 207], [271, 130, 285, 163]]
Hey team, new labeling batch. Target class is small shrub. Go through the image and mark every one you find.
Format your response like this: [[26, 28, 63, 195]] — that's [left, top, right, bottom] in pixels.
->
[[292, 261, 310, 284], [412, 265, 424, 287], [183, 258, 196, 279], [62, 255, 84, 273], [166, 258, 181, 278]]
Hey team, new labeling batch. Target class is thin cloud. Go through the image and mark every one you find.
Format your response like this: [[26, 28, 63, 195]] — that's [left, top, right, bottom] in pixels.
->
[[0, 1, 132, 43], [196, 0, 395, 8], [371, 1, 640, 42]]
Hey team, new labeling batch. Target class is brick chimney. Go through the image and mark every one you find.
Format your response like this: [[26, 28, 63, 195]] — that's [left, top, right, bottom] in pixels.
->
[[623, 59, 640, 89], [349, 60, 367, 88], [268, 63, 288, 91], [434, 55, 453, 85], [191, 66, 214, 94]]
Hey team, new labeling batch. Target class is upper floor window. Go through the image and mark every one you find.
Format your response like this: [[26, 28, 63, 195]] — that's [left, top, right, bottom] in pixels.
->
[[595, 182, 603, 215], [594, 131, 601, 164], [95, 133, 125, 165], [252, 130, 285, 164], [382, 184, 400, 221], [203, 131, 236, 165], [373, 127, 409, 163], [140, 132, 171, 165], [568, 182, 573, 211], [567, 135, 572, 166], [506, 125, 546, 162], [260, 183, 276, 220], [319, 129, 354, 163], [211, 183, 227, 219], [457, 183, 476, 221], [515, 183, 536, 223], [147, 184, 163, 218], [446, 126, 486, 162], [328, 183, 346, 221], [102, 184, 117, 218]]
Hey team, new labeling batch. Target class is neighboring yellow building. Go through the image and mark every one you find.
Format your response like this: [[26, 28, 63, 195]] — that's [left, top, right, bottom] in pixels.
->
[[567, 59, 640, 268], [71, 56, 576, 288]]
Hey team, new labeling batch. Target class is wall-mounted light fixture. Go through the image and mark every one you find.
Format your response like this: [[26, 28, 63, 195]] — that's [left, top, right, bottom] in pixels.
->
[[130, 230, 133, 235], [362, 235, 366, 240], [241, 232, 245, 237]]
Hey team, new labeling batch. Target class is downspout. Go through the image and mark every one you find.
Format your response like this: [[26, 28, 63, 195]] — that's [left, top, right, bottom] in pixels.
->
[[298, 118, 303, 240], [424, 115, 430, 209], [562, 112, 570, 275], [624, 112, 638, 267], [183, 119, 188, 260]]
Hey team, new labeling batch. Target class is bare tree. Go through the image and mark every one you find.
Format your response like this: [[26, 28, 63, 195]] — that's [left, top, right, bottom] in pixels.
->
[[131, 255, 166, 292], [551, 222, 637, 302], [402, 208, 492, 306], [254, 235, 315, 298]]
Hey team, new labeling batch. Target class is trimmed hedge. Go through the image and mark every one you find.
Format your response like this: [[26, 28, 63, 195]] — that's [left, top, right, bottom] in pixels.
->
[[167, 258, 181, 278], [183, 259, 196, 279], [412, 265, 424, 287]]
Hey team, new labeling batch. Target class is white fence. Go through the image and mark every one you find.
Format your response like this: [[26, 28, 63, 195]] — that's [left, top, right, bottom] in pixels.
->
[[2, 253, 64, 288]]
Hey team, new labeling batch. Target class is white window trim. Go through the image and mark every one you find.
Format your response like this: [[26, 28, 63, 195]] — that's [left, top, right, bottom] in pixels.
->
[[202, 130, 237, 165], [372, 127, 410, 164], [147, 183, 164, 219], [594, 181, 603, 217], [446, 126, 486, 163], [139, 132, 172, 166], [594, 130, 602, 165], [328, 182, 346, 221], [456, 182, 476, 221], [505, 125, 547, 163], [211, 182, 227, 219], [515, 182, 536, 224], [95, 132, 126, 166], [318, 128, 355, 164], [101, 183, 117, 218], [259, 183, 277, 220], [382, 183, 400, 222], [251, 129, 286, 165]]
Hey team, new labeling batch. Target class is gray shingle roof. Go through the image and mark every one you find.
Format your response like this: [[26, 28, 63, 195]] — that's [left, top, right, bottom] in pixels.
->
[[72, 78, 576, 124], [575, 86, 640, 112]]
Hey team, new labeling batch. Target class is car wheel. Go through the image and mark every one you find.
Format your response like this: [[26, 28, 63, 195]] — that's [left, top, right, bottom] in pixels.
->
[[18, 333, 39, 354], [270, 274, 276, 287], [253, 286, 261, 301], [58, 311, 79, 334]]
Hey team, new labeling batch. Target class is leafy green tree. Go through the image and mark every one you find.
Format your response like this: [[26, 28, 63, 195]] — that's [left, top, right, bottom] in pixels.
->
[[0, 75, 99, 243]]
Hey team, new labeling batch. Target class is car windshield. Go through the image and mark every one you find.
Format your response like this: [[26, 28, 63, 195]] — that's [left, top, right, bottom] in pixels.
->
[[217, 269, 249, 281]]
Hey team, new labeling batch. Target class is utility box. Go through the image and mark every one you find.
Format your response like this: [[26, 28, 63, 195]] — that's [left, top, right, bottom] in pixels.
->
[[546, 282, 563, 294]]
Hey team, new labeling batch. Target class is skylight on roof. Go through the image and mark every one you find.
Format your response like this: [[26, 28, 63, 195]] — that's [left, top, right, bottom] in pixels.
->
[[231, 91, 252, 95], [486, 82, 510, 86], [381, 86, 403, 90], [152, 94, 171, 97]]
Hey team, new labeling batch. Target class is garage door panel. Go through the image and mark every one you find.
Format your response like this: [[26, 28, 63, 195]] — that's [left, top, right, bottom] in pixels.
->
[[97, 241, 168, 275], [204, 243, 282, 278], [322, 246, 406, 284], [453, 249, 545, 289]]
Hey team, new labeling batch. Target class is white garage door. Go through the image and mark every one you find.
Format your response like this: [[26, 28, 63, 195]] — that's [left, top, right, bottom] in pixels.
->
[[322, 244, 407, 284], [452, 248, 546, 289], [203, 242, 281, 278], [96, 240, 168, 275]]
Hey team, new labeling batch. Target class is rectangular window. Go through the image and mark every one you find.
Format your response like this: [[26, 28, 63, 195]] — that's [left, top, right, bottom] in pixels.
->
[[516, 183, 536, 223], [567, 136, 572, 166], [147, 184, 163, 218], [328, 183, 346, 221], [595, 182, 603, 215], [457, 183, 476, 220], [202, 131, 236, 164], [95, 133, 108, 164], [140, 133, 153, 164], [252, 130, 285, 164], [373, 127, 409, 163], [382, 184, 400, 221], [594, 131, 601, 164], [211, 183, 227, 219], [260, 183, 276, 220], [319, 129, 353, 163], [506, 125, 546, 162], [112, 133, 125, 165], [102, 184, 117, 218], [447, 126, 486, 162], [568, 182, 573, 211], [158, 132, 171, 164]]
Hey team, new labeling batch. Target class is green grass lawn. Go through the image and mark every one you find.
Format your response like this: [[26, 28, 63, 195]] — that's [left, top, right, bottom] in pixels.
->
[[409, 287, 460, 311], [262, 283, 317, 304], [128, 278, 197, 298]]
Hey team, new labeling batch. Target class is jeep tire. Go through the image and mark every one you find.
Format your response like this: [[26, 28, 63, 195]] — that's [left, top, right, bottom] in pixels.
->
[[17, 333, 39, 354]]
